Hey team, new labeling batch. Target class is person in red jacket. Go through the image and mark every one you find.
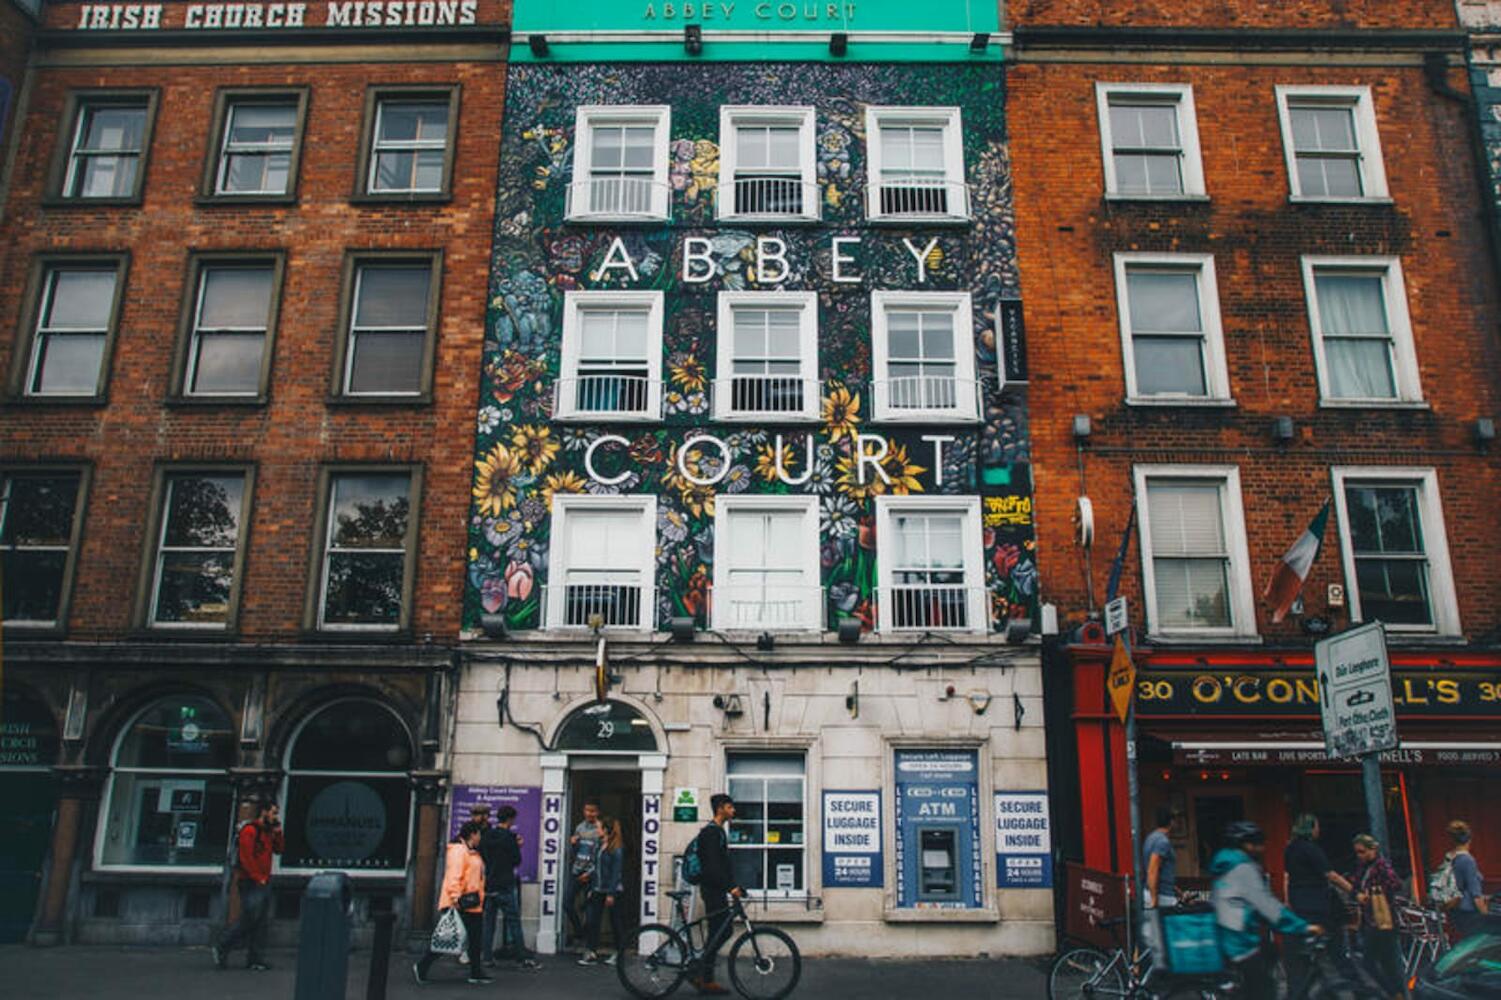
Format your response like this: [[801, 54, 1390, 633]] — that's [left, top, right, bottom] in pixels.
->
[[213, 799, 284, 971]]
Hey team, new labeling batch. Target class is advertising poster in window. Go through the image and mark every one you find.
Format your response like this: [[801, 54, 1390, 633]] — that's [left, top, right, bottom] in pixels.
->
[[282, 776, 410, 870], [448, 785, 542, 882], [994, 790, 1052, 888], [821, 790, 882, 888], [893, 749, 982, 909]]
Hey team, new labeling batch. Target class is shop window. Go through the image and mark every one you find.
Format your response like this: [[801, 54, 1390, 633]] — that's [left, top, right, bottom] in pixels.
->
[[727, 752, 806, 898], [1301, 257, 1421, 405], [567, 106, 671, 221], [874, 496, 986, 633], [545, 495, 657, 630], [97, 696, 236, 871], [282, 699, 413, 872], [310, 468, 421, 632], [893, 749, 983, 910], [713, 291, 818, 421], [865, 106, 967, 221], [174, 255, 282, 399], [12, 256, 129, 400], [333, 254, 442, 399], [1331, 468, 1459, 635], [1275, 86, 1388, 201], [1134, 465, 1257, 639], [1, 468, 87, 629], [712, 496, 820, 632], [717, 107, 817, 221], [56, 92, 156, 202], [556, 291, 664, 420], [143, 468, 253, 629], [356, 87, 459, 199], [870, 291, 978, 421], [1113, 254, 1230, 403], [1095, 83, 1205, 198]]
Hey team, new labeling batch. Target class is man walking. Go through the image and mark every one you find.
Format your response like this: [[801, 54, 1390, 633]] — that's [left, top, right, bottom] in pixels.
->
[[690, 793, 743, 997], [482, 804, 540, 969], [564, 798, 602, 951], [213, 798, 284, 971]]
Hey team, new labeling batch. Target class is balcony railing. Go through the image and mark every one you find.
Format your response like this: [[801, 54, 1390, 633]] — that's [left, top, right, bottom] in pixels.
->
[[712, 376, 820, 418], [709, 584, 825, 632], [717, 176, 820, 220], [871, 376, 982, 417], [868, 178, 970, 221], [545, 579, 647, 629], [555, 374, 653, 418], [565, 176, 670, 221], [882, 584, 989, 632]]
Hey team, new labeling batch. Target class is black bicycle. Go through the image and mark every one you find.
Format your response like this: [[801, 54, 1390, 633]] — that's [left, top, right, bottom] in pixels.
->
[[616, 890, 802, 1000]]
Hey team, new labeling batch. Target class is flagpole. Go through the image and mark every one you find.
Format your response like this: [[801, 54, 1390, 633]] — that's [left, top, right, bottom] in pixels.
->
[[1104, 503, 1142, 959]]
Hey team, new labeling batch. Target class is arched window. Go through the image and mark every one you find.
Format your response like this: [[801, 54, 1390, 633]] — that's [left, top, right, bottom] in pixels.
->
[[97, 695, 235, 870], [554, 700, 658, 753], [281, 699, 413, 872]]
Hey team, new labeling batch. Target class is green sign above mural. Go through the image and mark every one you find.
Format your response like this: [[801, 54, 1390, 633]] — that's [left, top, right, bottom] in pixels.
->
[[513, 0, 1003, 62]]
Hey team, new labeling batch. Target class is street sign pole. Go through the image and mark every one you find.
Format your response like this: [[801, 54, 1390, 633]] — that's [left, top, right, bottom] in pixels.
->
[[1316, 622, 1397, 854], [1361, 755, 1390, 855], [1124, 661, 1142, 959]]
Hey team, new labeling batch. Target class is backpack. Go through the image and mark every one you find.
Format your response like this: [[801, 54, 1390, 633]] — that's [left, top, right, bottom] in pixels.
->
[[1428, 853, 1462, 911], [682, 831, 704, 885]]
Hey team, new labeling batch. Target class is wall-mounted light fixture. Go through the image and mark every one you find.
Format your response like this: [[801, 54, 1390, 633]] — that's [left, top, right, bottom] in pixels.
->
[[756, 631, 775, 651], [829, 32, 848, 56], [1271, 416, 1294, 443], [669, 616, 696, 642], [1072, 414, 1092, 439], [837, 619, 862, 643], [528, 34, 549, 57], [1476, 417, 1496, 447], [480, 613, 509, 640], [684, 25, 703, 55], [969, 32, 990, 53]]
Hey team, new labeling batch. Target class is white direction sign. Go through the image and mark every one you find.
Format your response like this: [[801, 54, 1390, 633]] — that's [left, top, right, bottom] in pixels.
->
[[1104, 596, 1128, 636], [1316, 622, 1397, 759]]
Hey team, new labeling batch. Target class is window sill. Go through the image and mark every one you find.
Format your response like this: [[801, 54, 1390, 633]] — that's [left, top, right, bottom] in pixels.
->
[[564, 213, 670, 226], [1378, 631, 1465, 647], [348, 191, 452, 206], [165, 394, 269, 408], [554, 413, 659, 424], [40, 196, 144, 209], [870, 412, 982, 425], [865, 215, 970, 227], [127, 626, 240, 641], [299, 628, 412, 643], [736, 901, 824, 924], [883, 906, 998, 923], [2, 394, 109, 408], [1288, 196, 1394, 207], [1317, 399, 1429, 411], [715, 214, 822, 226], [194, 194, 298, 207], [0, 623, 66, 638], [1146, 633, 1263, 646], [83, 869, 224, 886], [1105, 193, 1211, 204], [1125, 397, 1236, 409], [712, 413, 821, 425], [325, 394, 434, 407]]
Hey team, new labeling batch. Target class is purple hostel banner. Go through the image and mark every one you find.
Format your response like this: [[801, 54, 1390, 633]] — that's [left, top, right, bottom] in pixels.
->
[[449, 785, 543, 882]]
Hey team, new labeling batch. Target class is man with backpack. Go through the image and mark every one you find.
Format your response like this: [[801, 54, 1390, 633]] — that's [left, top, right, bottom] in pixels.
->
[[687, 793, 742, 996], [1432, 819, 1489, 939], [212, 798, 284, 971]]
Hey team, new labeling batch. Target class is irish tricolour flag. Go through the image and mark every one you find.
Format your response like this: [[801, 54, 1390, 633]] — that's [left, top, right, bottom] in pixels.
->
[[1264, 501, 1330, 623]]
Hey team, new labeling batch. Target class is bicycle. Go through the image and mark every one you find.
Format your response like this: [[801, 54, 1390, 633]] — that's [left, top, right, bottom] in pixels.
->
[[1397, 903, 1449, 982], [616, 890, 802, 1000], [1049, 914, 1227, 999]]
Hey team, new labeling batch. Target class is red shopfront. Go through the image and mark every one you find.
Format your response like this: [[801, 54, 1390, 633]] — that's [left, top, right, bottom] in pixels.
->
[[1069, 646, 1501, 897]]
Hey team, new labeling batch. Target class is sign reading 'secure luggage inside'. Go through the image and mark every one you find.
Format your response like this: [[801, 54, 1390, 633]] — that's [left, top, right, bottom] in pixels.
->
[[822, 790, 882, 887]]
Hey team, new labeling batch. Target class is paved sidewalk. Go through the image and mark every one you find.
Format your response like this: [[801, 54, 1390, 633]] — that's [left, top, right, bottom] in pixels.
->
[[0, 945, 1048, 999]]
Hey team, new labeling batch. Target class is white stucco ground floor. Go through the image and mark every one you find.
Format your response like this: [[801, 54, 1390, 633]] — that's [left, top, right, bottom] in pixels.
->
[[448, 637, 1055, 958]]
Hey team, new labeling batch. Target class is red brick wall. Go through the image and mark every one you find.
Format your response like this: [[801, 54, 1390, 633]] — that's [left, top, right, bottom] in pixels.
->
[[1010, 59, 1501, 641], [1007, 0, 1459, 30], [0, 51, 506, 641], [0, 1, 35, 175]]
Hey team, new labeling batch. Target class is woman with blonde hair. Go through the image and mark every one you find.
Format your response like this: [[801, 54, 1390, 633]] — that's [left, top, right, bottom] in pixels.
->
[[579, 815, 629, 966], [1351, 833, 1403, 999]]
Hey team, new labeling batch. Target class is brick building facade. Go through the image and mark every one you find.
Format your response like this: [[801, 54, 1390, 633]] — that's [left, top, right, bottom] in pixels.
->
[[0, 0, 507, 947], [1010, 0, 1501, 904]]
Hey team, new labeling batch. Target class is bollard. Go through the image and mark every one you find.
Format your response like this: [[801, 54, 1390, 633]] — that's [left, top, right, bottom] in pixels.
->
[[294, 871, 352, 1000], [366, 911, 396, 1000]]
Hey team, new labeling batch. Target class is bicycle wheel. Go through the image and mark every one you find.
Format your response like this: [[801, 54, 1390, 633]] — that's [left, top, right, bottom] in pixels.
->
[[1049, 947, 1125, 1000], [617, 923, 691, 1000], [726, 926, 802, 1000]]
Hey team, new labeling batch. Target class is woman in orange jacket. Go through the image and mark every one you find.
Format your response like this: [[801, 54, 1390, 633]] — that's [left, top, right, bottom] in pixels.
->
[[414, 820, 491, 985]]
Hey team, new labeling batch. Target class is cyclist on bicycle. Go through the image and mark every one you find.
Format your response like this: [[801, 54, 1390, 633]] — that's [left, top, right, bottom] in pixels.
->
[[691, 793, 744, 997], [1211, 820, 1321, 1000]]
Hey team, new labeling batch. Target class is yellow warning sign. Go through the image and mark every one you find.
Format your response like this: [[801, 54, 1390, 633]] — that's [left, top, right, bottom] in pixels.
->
[[1107, 636, 1135, 724]]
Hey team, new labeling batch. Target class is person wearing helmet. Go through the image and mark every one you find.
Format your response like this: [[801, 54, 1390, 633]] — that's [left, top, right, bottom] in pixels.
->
[[1210, 820, 1321, 1000]]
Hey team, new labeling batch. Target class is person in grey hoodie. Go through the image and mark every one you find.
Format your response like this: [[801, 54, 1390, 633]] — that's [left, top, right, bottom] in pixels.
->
[[1211, 821, 1319, 1000]]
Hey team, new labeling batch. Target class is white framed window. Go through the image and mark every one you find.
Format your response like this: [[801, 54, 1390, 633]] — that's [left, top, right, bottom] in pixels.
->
[[25, 263, 121, 397], [216, 99, 298, 196], [1095, 83, 1205, 198], [1113, 253, 1231, 403], [568, 106, 671, 221], [1275, 86, 1388, 201], [870, 290, 978, 421], [546, 495, 657, 631], [1134, 465, 1257, 639], [864, 106, 967, 221], [185, 264, 275, 397], [713, 291, 819, 421], [874, 495, 986, 633], [727, 751, 807, 898], [717, 106, 817, 222], [148, 471, 248, 629], [557, 290, 664, 421], [368, 96, 450, 194], [1301, 256, 1420, 406], [712, 495, 820, 632], [1331, 468, 1459, 635]]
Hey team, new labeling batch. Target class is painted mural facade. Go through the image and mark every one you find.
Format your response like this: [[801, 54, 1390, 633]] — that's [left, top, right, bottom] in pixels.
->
[[463, 62, 1036, 637]]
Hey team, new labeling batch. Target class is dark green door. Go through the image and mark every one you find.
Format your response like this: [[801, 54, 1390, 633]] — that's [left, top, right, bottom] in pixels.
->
[[0, 772, 55, 943]]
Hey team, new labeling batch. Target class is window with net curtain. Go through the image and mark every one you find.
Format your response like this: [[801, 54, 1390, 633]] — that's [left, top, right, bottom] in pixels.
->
[[98, 696, 235, 869], [1313, 270, 1396, 400], [1125, 268, 1207, 397], [727, 752, 806, 896], [282, 700, 413, 871], [345, 264, 431, 396], [1146, 480, 1232, 630]]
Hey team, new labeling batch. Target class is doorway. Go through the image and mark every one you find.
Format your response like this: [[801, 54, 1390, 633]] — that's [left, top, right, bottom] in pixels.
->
[[567, 766, 643, 950], [0, 772, 55, 943]]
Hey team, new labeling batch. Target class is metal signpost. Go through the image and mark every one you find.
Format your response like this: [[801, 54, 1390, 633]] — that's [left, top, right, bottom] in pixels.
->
[[1316, 622, 1397, 851]]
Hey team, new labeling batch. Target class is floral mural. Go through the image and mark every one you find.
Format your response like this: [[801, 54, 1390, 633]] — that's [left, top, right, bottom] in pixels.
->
[[466, 62, 1037, 634]]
